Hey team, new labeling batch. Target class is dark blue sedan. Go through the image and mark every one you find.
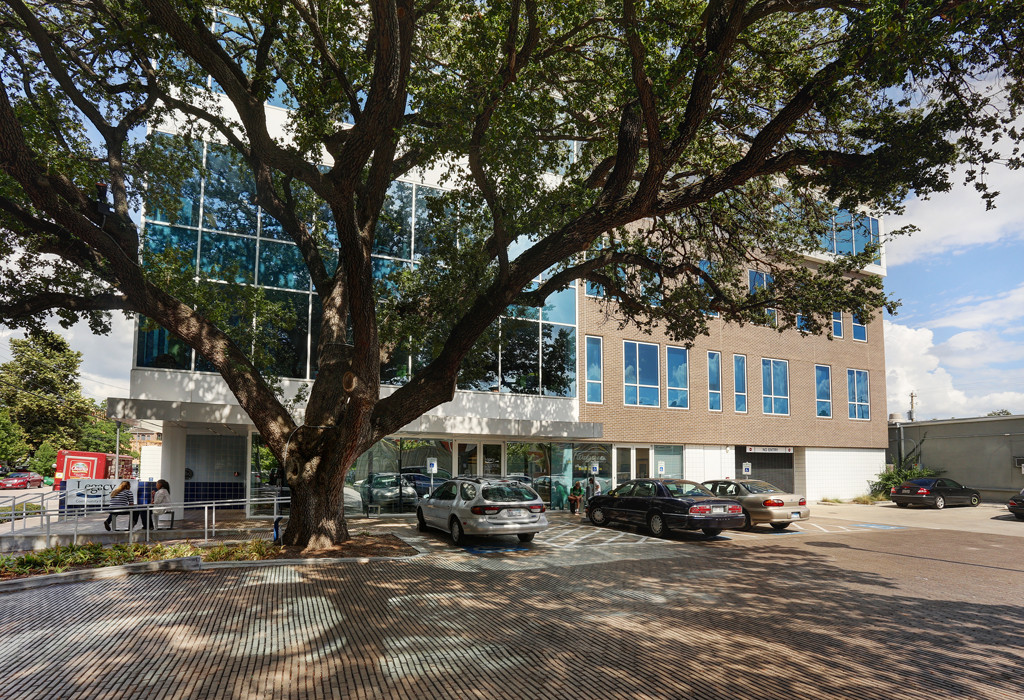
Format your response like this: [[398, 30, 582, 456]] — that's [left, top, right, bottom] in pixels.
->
[[586, 479, 746, 538]]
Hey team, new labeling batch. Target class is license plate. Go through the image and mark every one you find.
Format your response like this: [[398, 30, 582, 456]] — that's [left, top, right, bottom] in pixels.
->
[[712, 505, 725, 513], [505, 509, 524, 517], [791, 512, 801, 519], [901, 489, 910, 494]]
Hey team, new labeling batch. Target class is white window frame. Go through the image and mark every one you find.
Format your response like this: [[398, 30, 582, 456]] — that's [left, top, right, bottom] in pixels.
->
[[585, 335, 603, 404], [666, 346, 689, 410], [815, 364, 832, 418], [852, 314, 867, 342], [733, 354, 747, 414], [761, 357, 790, 417], [623, 340, 660, 407], [707, 351, 722, 412], [847, 368, 871, 420], [832, 312, 843, 338]]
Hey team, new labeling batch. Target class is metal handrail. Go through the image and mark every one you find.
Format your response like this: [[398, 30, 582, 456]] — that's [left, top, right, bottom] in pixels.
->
[[1, 495, 290, 545]]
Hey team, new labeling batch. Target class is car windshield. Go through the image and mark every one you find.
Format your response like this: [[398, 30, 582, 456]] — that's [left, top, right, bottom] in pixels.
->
[[663, 481, 713, 497], [5, 472, 28, 478], [482, 485, 537, 502], [371, 475, 404, 488], [742, 481, 784, 494]]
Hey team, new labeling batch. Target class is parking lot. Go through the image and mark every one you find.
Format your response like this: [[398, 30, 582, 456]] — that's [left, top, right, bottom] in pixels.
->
[[1, 501, 1021, 700]]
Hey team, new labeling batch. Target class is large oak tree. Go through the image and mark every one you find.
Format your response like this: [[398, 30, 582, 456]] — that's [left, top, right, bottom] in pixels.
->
[[1, 0, 1021, 547]]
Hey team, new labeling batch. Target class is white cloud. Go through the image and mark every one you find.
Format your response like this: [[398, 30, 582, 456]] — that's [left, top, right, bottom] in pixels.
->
[[934, 329, 1024, 369], [927, 282, 1024, 330], [885, 165, 1024, 267], [885, 320, 1024, 419]]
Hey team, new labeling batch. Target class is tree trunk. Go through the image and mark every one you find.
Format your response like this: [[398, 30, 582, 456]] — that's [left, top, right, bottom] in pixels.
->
[[281, 456, 350, 549]]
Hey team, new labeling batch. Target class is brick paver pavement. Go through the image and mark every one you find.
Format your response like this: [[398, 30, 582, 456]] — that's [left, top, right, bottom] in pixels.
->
[[0, 521, 1021, 699]]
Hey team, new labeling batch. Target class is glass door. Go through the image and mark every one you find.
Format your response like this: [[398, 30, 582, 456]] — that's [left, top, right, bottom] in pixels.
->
[[456, 441, 504, 477], [614, 446, 652, 487]]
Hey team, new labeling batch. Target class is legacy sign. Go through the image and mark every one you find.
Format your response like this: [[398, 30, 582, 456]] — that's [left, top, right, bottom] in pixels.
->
[[64, 479, 138, 507]]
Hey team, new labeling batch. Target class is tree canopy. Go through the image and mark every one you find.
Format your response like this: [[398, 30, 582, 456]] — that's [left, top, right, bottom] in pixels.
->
[[1, 0, 1022, 546]]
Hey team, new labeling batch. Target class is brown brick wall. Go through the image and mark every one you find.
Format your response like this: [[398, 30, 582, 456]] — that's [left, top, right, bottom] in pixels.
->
[[578, 293, 888, 449]]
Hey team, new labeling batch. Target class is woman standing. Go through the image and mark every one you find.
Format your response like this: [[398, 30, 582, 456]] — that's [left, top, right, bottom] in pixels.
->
[[104, 480, 134, 531]]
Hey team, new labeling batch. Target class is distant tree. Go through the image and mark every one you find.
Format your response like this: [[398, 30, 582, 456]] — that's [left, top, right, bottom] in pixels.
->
[[0, 407, 30, 468], [75, 400, 134, 456], [986, 409, 1013, 416], [0, 332, 91, 450], [27, 440, 58, 476]]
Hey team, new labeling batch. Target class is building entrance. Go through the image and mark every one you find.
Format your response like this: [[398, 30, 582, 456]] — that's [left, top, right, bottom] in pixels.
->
[[614, 446, 651, 488], [735, 446, 795, 492]]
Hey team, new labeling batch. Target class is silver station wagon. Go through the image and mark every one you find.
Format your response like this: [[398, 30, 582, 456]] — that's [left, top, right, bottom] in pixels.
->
[[416, 478, 549, 545]]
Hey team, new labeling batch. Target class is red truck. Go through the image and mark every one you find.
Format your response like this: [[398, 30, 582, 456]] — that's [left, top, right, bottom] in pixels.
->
[[53, 450, 134, 492]]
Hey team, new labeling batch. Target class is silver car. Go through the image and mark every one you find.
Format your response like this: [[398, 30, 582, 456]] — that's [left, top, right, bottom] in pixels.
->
[[416, 478, 549, 544], [702, 479, 810, 530]]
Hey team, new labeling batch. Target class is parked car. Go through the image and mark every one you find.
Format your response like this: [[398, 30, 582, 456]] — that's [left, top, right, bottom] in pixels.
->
[[417, 477, 549, 544], [702, 479, 810, 530], [359, 473, 420, 511], [587, 479, 745, 538], [889, 477, 981, 509], [401, 465, 453, 481], [403, 472, 447, 497], [0, 471, 45, 489], [1007, 489, 1024, 520]]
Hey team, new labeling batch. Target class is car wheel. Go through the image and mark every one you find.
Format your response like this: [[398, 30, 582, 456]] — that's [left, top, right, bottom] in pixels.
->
[[589, 507, 608, 526], [741, 511, 753, 530], [416, 509, 428, 532], [449, 518, 464, 545], [770, 522, 790, 531], [517, 533, 535, 543], [895, 502, 909, 508], [702, 528, 722, 538], [933, 496, 945, 510], [970, 494, 980, 507], [648, 513, 667, 537]]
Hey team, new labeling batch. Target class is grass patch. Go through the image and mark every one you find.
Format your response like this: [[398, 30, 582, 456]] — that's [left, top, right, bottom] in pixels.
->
[[0, 540, 282, 579], [820, 497, 844, 503], [0, 502, 42, 523]]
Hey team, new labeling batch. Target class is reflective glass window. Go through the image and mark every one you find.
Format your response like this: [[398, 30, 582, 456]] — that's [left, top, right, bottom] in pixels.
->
[[585, 336, 603, 404], [143, 223, 198, 271], [816, 365, 832, 417], [699, 259, 719, 317], [541, 324, 576, 397], [374, 181, 413, 259], [500, 319, 540, 394], [200, 232, 256, 284], [834, 210, 855, 255], [734, 354, 747, 413], [261, 290, 310, 379], [136, 317, 191, 370], [652, 446, 683, 479], [202, 144, 258, 235], [457, 323, 499, 392], [847, 369, 870, 420], [708, 351, 722, 411], [413, 185, 453, 259], [748, 270, 777, 326], [145, 134, 201, 226], [666, 347, 688, 409], [832, 311, 844, 338], [624, 341, 659, 406], [853, 214, 873, 256], [870, 217, 881, 264], [541, 287, 577, 325], [852, 314, 867, 342], [260, 240, 310, 290], [761, 358, 789, 416]]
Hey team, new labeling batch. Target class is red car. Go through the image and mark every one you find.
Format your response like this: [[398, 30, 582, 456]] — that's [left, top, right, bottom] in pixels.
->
[[0, 471, 45, 489]]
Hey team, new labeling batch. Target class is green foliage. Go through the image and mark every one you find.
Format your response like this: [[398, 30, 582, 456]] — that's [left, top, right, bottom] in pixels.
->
[[870, 465, 941, 497], [0, 407, 30, 468], [75, 400, 134, 456], [0, 333, 91, 451], [27, 441, 58, 476], [986, 409, 1013, 416], [0, 502, 42, 523], [0, 540, 281, 577]]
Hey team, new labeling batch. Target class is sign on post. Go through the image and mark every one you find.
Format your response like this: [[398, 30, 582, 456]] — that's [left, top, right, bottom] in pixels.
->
[[426, 458, 438, 474], [657, 461, 666, 475], [742, 462, 752, 475]]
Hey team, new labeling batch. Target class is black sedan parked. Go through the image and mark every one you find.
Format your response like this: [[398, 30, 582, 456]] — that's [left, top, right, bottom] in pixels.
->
[[889, 477, 981, 509], [1008, 489, 1024, 520], [586, 479, 745, 538]]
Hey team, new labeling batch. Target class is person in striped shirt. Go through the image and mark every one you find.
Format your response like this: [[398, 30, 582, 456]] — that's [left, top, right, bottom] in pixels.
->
[[104, 480, 134, 531]]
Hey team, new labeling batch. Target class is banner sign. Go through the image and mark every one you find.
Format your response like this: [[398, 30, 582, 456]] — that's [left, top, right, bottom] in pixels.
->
[[64, 479, 138, 507]]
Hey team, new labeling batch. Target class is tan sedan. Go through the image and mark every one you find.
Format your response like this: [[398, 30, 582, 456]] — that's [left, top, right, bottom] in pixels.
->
[[701, 479, 810, 530]]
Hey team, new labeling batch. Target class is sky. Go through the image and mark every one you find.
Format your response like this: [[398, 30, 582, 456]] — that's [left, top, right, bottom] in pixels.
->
[[2, 167, 1024, 424]]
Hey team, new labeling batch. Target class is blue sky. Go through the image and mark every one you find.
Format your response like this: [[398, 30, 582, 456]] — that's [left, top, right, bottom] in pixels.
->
[[3, 164, 1023, 423], [884, 162, 1024, 420]]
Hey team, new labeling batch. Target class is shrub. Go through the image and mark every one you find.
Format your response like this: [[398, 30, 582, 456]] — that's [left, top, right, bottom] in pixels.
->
[[870, 465, 940, 497]]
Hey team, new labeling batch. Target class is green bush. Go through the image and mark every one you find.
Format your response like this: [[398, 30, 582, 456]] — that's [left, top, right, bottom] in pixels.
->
[[0, 502, 42, 523], [870, 466, 940, 497]]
